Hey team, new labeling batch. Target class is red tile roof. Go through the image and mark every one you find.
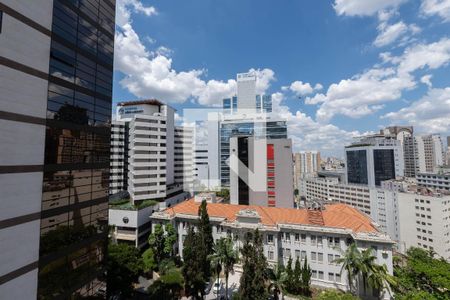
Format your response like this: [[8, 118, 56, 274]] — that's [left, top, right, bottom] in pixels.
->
[[164, 199, 378, 233]]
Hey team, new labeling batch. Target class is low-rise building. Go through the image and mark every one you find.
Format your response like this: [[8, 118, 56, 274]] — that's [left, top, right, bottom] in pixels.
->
[[152, 199, 394, 299]]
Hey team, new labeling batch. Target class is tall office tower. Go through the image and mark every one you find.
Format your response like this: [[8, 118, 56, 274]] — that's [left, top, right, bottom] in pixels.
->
[[193, 144, 209, 189], [446, 136, 450, 165], [236, 72, 257, 111], [0, 0, 115, 298], [174, 126, 194, 193], [229, 136, 294, 208], [293, 151, 321, 188], [345, 135, 404, 187], [208, 114, 288, 187], [222, 92, 272, 115]]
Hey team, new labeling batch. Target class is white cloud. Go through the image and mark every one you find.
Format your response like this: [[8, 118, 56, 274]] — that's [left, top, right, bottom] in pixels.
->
[[420, 74, 433, 87], [115, 1, 274, 105], [383, 87, 450, 133], [282, 80, 323, 96], [396, 38, 450, 75], [420, 0, 450, 22], [305, 67, 415, 121], [270, 92, 361, 156], [306, 38, 450, 122], [333, 0, 407, 16], [374, 21, 420, 47]]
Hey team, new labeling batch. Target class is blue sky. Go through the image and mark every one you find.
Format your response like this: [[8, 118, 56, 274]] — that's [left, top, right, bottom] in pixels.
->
[[113, 0, 450, 157]]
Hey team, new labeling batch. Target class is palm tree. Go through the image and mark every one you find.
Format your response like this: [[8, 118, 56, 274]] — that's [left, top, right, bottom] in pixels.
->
[[359, 248, 378, 295], [209, 237, 238, 300], [209, 252, 222, 298], [267, 264, 286, 300], [367, 264, 397, 299], [333, 243, 361, 294]]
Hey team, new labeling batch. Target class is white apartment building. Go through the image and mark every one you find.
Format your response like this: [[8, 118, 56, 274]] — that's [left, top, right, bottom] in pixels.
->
[[152, 199, 395, 300], [404, 134, 445, 176], [229, 136, 294, 208], [109, 100, 194, 248], [397, 190, 450, 261], [345, 135, 404, 187], [294, 151, 321, 189], [417, 171, 450, 192]]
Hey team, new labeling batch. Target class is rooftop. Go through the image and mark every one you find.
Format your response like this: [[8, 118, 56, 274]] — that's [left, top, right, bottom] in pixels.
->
[[117, 99, 164, 107], [162, 199, 379, 233]]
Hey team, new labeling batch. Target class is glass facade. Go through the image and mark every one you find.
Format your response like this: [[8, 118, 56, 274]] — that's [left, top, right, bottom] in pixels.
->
[[220, 121, 287, 186], [237, 137, 249, 205], [346, 150, 368, 185], [38, 0, 115, 298], [223, 95, 271, 114], [373, 149, 396, 186]]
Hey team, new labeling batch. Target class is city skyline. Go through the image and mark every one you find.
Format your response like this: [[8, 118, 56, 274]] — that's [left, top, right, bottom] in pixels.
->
[[113, 0, 450, 157]]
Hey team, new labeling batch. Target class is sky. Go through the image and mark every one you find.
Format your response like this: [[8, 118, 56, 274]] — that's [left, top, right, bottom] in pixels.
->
[[112, 0, 450, 157]]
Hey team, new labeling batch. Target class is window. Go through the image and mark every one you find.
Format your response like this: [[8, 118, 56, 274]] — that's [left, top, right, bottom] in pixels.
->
[[311, 235, 317, 245], [268, 251, 274, 260], [318, 252, 324, 262], [285, 233, 290, 241], [301, 251, 306, 261], [318, 236, 323, 246], [328, 254, 333, 263], [295, 233, 300, 242], [328, 273, 334, 281], [0, 11, 3, 34], [318, 271, 324, 280], [312, 270, 317, 278], [311, 252, 317, 261], [301, 234, 306, 243], [267, 234, 274, 244], [335, 273, 341, 282], [295, 250, 300, 259]]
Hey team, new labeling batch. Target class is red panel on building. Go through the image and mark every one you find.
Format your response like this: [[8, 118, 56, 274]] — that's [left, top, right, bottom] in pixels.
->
[[267, 144, 274, 160]]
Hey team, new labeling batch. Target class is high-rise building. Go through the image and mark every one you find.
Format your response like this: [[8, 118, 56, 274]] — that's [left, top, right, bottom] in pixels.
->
[[0, 0, 115, 297], [404, 134, 445, 176], [345, 135, 404, 187], [108, 100, 193, 248], [229, 136, 294, 208], [293, 151, 321, 188], [193, 144, 209, 189]]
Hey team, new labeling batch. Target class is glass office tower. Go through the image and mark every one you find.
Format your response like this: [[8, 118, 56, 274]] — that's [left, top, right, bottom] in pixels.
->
[[346, 150, 369, 185], [38, 0, 114, 298]]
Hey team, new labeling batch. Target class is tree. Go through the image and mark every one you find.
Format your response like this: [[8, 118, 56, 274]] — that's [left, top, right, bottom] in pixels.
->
[[182, 227, 206, 299], [142, 248, 157, 275], [148, 224, 166, 264], [334, 243, 361, 294], [359, 248, 378, 295], [301, 256, 312, 296], [267, 265, 286, 300], [164, 223, 177, 257], [239, 229, 268, 300], [293, 257, 302, 294], [148, 267, 184, 300], [209, 237, 238, 299], [393, 247, 450, 299], [285, 256, 294, 293], [198, 200, 214, 280], [316, 290, 360, 300], [106, 243, 142, 298]]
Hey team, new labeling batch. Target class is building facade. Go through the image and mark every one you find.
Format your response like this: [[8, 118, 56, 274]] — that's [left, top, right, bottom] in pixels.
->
[[404, 134, 445, 177], [229, 136, 294, 208], [397, 190, 450, 261], [417, 171, 450, 192], [294, 151, 321, 189], [345, 135, 404, 187], [152, 199, 395, 299], [0, 0, 115, 298], [193, 144, 209, 190]]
